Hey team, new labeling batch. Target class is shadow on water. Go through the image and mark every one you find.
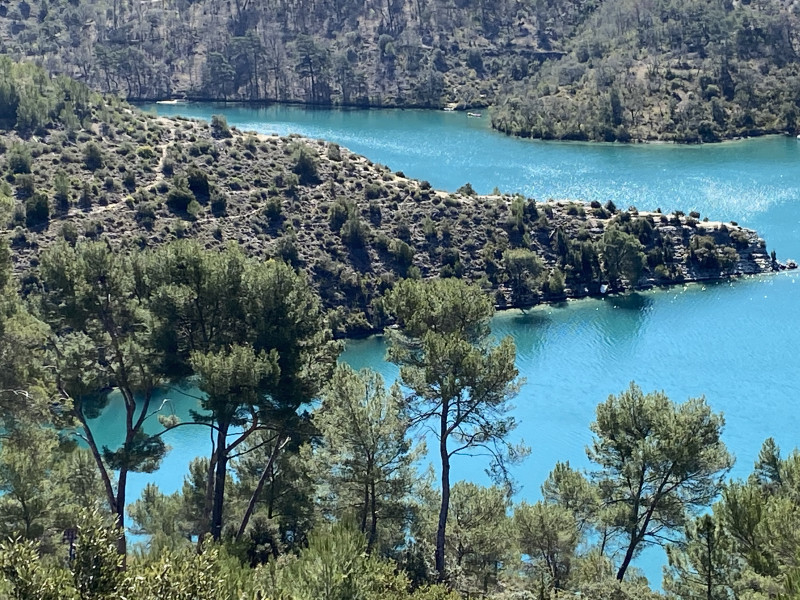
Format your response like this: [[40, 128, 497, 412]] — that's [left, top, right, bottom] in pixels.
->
[[492, 308, 554, 363], [589, 293, 653, 354], [606, 291, 651, 312], [503, 308, 554, 328]]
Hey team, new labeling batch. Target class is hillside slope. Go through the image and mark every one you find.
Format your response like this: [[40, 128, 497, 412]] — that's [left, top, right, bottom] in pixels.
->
[[2, 0, 800, 141], [0, 60, 791, 334]]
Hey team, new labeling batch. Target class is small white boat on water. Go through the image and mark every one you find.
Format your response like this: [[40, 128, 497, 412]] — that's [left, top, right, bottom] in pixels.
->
[[156, 99, 187, 105], [467, 112, 482, 118]]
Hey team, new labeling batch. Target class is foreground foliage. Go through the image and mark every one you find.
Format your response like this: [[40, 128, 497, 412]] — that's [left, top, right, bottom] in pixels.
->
[[386, 278, 524, 579]]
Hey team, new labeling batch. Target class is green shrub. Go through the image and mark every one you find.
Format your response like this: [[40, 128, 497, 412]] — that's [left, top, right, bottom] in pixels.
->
[[122, 172, 136, 190], [14, 174, 35, 198], [396, 222, 412, 241], [374, 233, 390, 252], [7, 144, 32, 174], [729, 229, 750, 248], [211, 114, 231, 138], [290, 143, 320, 185], [390, 239, 414, 274], [364, 183, 383, 200], [440, 248, 463, 277], [275, 234, 300, 265], [186, 166, 210, 200], [244, 135, 258, 153], [136, 145, 156, 159], [654, 264, 671, 279], [83, 142, 104, 170], [189, 140, 213, 156], [368, 201, 382, 224], [423, 216, 437, 241], [60, 222, 79, 244], [79, 182, 93, 209], [265, 196, 282, 221], [135, 202, 157, 228], [329, 199, 351, 231], [187, 199, 202, 219], [719, 245, 739, 269], [456, 182, 476, 196], [210, 190, 228, 216], [545, 268, 566, 295], [327, 143, 341, 161], [689, 235, 720, 269], [166, 177, 195, 212], [24, 192, 49, 228], [341, 215, 369, 247]]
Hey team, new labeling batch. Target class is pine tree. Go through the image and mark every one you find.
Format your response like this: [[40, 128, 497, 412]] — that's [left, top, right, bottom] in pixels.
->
[[39, 241, 167, 556], [385, 278, 524, 580], [664, 513, 738, 600], [308, 365, 422, 553], [588, 383, 733, 580]]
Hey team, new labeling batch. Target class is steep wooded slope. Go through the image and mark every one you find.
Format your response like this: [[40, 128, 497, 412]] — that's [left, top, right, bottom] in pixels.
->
[[3, 0, 800, 140]]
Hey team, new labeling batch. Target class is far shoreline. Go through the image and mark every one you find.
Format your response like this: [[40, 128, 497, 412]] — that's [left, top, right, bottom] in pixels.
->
[[137, 99, 796, 147]]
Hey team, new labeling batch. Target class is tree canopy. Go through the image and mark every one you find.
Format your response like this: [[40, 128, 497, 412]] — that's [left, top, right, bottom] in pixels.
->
[[588, 383, 733, 580]]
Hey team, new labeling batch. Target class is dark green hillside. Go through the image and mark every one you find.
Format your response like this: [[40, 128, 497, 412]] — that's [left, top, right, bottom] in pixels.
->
[[491, 0, 800, 142], [2, 0, 800, 140]]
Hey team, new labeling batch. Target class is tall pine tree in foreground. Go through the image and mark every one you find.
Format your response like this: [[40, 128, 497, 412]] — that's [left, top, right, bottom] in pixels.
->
[[385, 278, 525, 581]]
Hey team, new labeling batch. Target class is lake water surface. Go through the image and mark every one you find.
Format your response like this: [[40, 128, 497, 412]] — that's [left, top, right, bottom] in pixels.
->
[[107, 103, 800, 582]]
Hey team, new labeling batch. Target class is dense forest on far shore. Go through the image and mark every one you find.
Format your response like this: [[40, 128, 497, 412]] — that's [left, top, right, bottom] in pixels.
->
[[1, 59, 800, 600], [3, 0, 800, 141]]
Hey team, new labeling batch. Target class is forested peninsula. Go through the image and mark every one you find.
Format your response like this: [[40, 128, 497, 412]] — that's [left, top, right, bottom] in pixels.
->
[[3, 0, 800, 141], [0, 59, 792, 337], [1, 57, 800, 600]]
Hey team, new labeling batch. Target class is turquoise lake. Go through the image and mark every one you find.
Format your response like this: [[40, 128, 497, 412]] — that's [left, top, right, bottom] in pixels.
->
[[105, 103, 800, 582]]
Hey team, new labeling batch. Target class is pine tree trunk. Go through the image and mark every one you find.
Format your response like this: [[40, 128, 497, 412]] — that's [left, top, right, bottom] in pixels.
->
[[616, 538, 637, 580], [210, 426, 228, 540], [435, 427, 450, 580], [115, 472, 127, 561], [368, 479, 378, 552], [236, 435, 286, 541]]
